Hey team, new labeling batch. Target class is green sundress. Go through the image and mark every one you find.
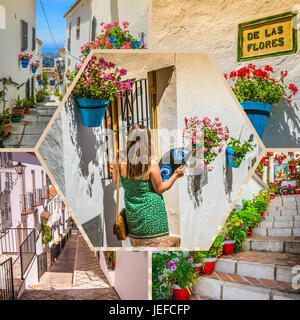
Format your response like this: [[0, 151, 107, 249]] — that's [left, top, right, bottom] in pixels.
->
[[120, 172, 169, 239]]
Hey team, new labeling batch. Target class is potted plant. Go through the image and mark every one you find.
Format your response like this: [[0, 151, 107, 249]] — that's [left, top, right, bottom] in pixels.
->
[[36, 74, 46, 86], [80, 21, 146, 59], [72, 56, 132, 127], [226, 137, 256, 168], [183, 116, 230, 171], [224, 65, 298, 138], [18, 53, 33, 68], [12, 95, 25, 117], [42, 221, 53, 244], [221, 212, 247, 255], [0, 108, 12, 139], [238, 201, 263, 236], [188, 251, 206, 277], [166, 256, 197, 300], [201, 238, 222, 275], [31, 61, 39, 74]]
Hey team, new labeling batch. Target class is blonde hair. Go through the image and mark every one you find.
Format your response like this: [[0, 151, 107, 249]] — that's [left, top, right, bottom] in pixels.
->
[[126, 124, 152, 180]]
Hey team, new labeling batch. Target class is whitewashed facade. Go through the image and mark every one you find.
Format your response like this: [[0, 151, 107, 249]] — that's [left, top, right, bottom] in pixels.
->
[[0, 0, 40, 111], [64, 0, 149, 72]]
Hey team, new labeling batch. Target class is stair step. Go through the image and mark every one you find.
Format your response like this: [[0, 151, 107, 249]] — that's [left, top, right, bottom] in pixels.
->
[[244, 237, 300, 254], [253, 228, 300, 237], [193, 273, 300, 300], [260, 220, 300, 228], [215, 251, 300, 282], [266, 209, 299, 217]]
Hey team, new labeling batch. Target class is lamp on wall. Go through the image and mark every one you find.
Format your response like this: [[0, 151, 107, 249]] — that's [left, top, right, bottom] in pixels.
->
[[13, 162, 26, 175]]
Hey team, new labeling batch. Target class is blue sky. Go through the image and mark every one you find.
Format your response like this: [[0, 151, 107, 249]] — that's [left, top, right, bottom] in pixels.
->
[[36, 0, 75, 52]]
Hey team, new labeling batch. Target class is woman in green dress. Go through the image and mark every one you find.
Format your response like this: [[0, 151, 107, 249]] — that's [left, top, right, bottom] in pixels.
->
[[111, 124, 184, 247]]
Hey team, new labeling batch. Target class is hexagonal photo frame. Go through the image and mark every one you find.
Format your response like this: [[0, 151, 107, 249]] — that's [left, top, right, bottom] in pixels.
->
[[36, 50, 264, 250]]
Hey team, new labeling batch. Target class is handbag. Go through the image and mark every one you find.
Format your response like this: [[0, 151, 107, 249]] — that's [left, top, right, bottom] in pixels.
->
[[113, 164, 129, 241]]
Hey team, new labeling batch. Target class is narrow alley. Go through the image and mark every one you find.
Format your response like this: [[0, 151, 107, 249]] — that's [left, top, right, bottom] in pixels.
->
[[19, 230, 119, 300], [3, 93, 58, 148]]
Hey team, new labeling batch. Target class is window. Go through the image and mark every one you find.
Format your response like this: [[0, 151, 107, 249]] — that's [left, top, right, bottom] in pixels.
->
[[68, 22, 71, 51], [21, 20, 28, 51], [32, 27, 36, 51], [76, 17, 80, 40], [91, 17, 97, 41]]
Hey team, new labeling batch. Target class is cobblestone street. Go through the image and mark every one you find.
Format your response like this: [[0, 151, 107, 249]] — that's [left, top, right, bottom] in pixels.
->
[[20, 232, 119, 300], [3, 94, 59, 148]]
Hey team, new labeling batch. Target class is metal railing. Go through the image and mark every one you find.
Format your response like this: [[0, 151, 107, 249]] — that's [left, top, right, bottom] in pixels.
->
[[33, 188, 42, 206], [50, 228, 72, 266], [0, 257, 14, 300], [102, 78, 151, 179], [0, 228, 34, 253], [20, 193, 34, 214], [20, 229, 36, 280], [42, 185, 49, 199], [37, 252, 47, 281]]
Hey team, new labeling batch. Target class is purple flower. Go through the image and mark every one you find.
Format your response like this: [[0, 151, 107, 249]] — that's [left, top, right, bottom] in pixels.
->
[[240, 223, 245, 226], [262, 217, 266, 220], [174, 258, 179, 262], [171, 266, 177, 271], [168, 261, 175, 268], [188, 258, 193, 264]]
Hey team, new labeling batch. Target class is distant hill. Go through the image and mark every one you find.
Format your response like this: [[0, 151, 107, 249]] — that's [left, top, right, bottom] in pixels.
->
[[42, 51, 61, 68]]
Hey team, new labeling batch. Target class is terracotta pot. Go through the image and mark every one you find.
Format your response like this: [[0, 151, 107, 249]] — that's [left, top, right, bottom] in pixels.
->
[[2, 119, 11, 138], [13, 108, 25, 116], [202, 257, 217, 275], [24, 108, 30, 115], [283, 190, 288, 196], [296, 189, 300, 195], [222, 240, 236, 255], [173, 285, 190, 300], [290, 191, 295, 195]]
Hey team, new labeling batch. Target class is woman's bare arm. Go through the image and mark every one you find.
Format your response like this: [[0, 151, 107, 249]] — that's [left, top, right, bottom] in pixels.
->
[[150, 164, 185, 195], [110, 164, 118, 185]]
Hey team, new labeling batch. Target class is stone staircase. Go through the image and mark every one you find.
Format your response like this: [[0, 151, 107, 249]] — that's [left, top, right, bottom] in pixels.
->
[[193, 195, 300, 300]]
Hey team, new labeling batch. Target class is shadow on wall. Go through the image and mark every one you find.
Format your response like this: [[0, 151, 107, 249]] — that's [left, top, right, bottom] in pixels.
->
[[262, 99, 300, 148], [82, 215, 104, 247], [101, 180, 122, 247]]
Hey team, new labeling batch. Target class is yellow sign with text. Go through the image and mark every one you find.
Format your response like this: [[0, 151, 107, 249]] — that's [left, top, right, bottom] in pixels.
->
[[238, 12, 297, 61]]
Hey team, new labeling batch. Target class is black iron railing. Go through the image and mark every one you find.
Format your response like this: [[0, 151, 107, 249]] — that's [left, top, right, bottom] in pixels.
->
[[42, 185, 49, 199], [33, 189, 42, 206], [20, 229, 36, 280], [0, 257, 14, 300], [103, 78, 151, 179], [20, 193, 34, 214], [0, 228, 34, 253], [37, 252, 47, 281]]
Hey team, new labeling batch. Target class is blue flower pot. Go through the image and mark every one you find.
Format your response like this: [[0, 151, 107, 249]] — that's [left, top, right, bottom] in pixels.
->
[[226, 146, 244, 168], [21, 60, 29, 68], [76, 98, 110, 127], [32, 67, 37, 74], [240, 101, 271, 139]]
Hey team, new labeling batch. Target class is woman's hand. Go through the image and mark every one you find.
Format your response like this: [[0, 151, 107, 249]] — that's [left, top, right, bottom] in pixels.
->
[[174, 165, 185, 178]]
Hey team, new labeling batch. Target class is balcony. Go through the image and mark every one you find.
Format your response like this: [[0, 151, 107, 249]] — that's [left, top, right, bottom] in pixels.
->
[[20, 193, 33, 215], [42, 185, 49, 200], [33, 188, 42, 206]]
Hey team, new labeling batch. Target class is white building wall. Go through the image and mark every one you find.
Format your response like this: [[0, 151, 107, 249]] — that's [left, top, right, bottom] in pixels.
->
[[64, 0, 149, 72], [151, 0, 300, 148], [0, 0, 36, 111]]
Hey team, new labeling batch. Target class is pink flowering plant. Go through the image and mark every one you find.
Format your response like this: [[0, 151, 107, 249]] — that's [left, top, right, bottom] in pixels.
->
[[80, 21, 146, 59], [18, 53, 33, 62], [72, 56, 132, 101], [152, 252, 197, 300], [30, 62, 40, 69], [224, 64, 298, 104], [183, 116, 230, 171]]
